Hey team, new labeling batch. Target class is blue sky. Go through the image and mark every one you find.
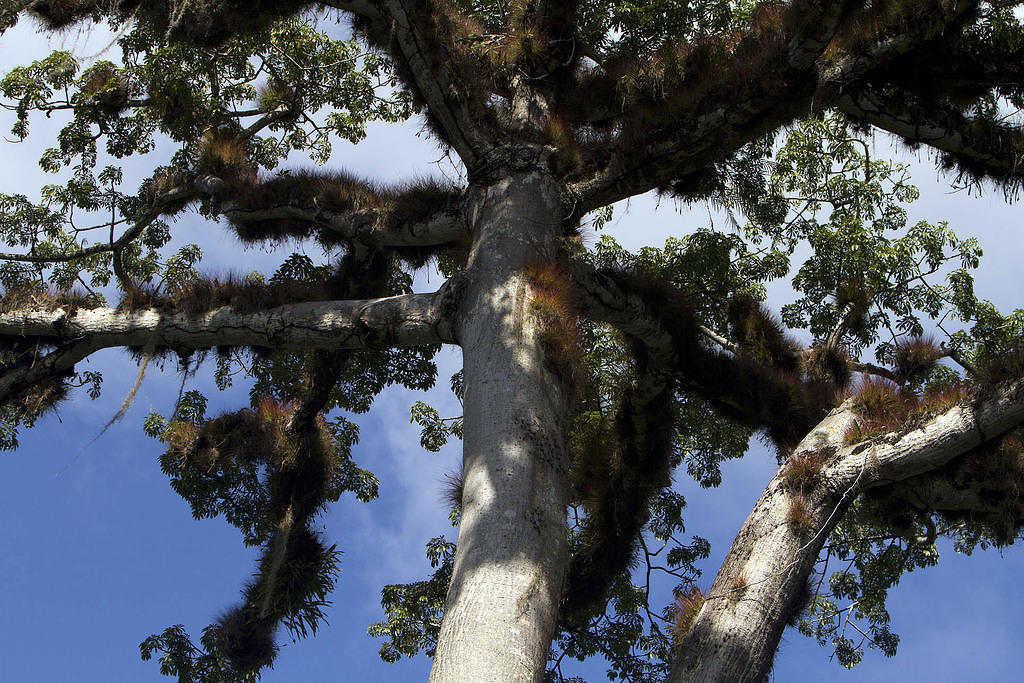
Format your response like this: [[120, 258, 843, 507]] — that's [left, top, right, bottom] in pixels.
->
[[1, 15, 1023, 683]]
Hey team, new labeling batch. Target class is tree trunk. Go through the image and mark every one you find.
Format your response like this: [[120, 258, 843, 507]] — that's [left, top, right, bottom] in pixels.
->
[[668, 406, 859, 683], [429, 170, 571, 683]]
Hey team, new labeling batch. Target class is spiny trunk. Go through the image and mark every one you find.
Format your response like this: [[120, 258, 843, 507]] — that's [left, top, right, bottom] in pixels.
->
[[429, 171, 571, 683], [668, 407, 859, 683]]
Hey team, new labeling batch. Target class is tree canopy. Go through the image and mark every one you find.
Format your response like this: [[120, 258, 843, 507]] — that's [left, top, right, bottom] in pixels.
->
[[1, 0, 1024, 681]]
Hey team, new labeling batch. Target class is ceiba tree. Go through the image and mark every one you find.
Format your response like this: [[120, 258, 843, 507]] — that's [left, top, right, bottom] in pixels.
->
[[1, 0, 1023, 681]]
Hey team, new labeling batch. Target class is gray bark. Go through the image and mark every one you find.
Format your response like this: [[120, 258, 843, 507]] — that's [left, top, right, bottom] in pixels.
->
[[0, 290, 459, 404], [429, 170, 571, 683], [669, 380, 1024, 682], [668, 404, 860, 683], [0, 291, 456, 352]]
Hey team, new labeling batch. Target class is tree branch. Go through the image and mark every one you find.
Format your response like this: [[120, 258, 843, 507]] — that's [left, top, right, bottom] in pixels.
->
[[339, 0, 499, 171], [0, 185, 195, 266], [567, 0, 981, 213], [566, 0, 855, 212], [560, 351, 677, 621], [194, 174, 469, 249], [826, 380, 1024, 490], [0, 339, 101, 408], [838, 86, 1024, 186], [669, 378, 1024, 681], [571, 262, 835, 450], [286, 248, 395, 430], [850, 360, 899, 382], [892, 38, 1024, 96], [815, 0, 979, 93], [0, 287, 460, 363]]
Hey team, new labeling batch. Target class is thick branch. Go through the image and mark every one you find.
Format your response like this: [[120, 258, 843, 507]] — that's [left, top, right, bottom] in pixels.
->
[[851, 360, 899, 382], [839, 87, 1024, 184], [0, 339, 100, 408], [861, 447, 1024, 544], [345, 0, 498, 170], [567, 0, 853, 211], [567, 0, 984, 212], [287, 248, 395, 430], [572, 263, 833, 449], [569, 262, 676, 355], [561, 359, 676, 620], [893, 38, 1024, 96], [195, 175, 468, 249], [815, 0, 978, 93], [826, 380, 1024, 489], [668, 403, 859, 682], [0, 289, 459, 362], [670, 379, 1024, 681], [25, 0, 497, 170]]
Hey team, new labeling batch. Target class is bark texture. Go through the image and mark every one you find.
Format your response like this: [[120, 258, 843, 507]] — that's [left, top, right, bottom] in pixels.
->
[[0, 291, 457, 352], [669, 405, 859, 682], [430, 171, 571, 683], [669, 380, 1024, 682]]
